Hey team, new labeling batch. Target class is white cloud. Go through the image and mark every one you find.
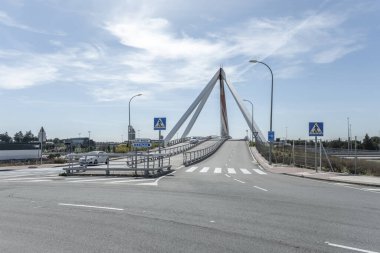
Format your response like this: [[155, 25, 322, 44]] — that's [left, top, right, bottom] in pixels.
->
[[0, 65, 57, 89]]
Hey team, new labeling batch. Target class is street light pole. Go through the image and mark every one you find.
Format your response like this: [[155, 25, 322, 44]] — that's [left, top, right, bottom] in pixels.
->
[[128, 93, 142, 147], [88, 130, 91, 151], [250, 60, 274, 165], [243, 99, 254, 144]]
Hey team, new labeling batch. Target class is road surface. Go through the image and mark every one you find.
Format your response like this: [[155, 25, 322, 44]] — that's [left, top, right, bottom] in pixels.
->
[[0, 140, 379, 252]]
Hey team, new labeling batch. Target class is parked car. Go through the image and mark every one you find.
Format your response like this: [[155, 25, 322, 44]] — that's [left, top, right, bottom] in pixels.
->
[[79, 151, 109, 165]]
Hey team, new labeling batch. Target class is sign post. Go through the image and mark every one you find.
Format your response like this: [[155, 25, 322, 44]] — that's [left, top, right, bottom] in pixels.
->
[[309, 122, 324, 172], [154, 117, 166, 155], [38, 127, 46, 165]]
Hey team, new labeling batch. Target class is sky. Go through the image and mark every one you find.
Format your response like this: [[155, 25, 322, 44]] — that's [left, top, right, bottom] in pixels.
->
[[0, 0, 379, 142]]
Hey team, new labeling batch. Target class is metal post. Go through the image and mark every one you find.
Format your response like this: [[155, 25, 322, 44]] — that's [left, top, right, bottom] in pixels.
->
[[319, 139, 322, 171], [315, 136, 317, 172], [40, 141, 43, 165], [305, 140, 307, 168], [128, 94, 142, 148], [354, 136, 357, 174], [249, 60, 274, 165], [292, 140, 295, 165]]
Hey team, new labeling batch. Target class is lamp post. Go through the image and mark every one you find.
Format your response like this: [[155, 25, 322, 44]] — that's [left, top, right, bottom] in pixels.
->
[[243, 99, 254, 144], [88, 130, 91, 151], [128, 93, 142, 146], [250, 59, 274, 165]]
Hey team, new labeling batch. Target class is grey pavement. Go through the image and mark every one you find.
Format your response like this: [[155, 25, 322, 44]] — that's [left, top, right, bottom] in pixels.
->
[[0, 140, 379, 253], [250, 145, 380, 187]]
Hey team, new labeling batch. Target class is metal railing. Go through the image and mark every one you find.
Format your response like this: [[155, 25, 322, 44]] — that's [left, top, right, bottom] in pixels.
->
[[63, 152, 171, 176], [150, 137, 211, 156], [166, 137, 190, 147], [183, 138, 228, 166]]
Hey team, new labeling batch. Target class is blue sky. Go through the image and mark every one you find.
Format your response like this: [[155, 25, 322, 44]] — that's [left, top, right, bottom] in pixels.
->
[[0, 0, 379, 142]]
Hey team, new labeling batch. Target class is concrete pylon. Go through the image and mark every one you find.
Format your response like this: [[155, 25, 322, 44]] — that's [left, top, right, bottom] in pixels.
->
[[164, 68, 265, 144]]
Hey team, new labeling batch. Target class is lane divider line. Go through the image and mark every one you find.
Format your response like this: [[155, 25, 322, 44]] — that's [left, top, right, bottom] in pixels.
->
[[58, 203, 124, 211], [233, 179, 245, 184], [254, 186, 268, 192], [325, 242, 379, 253], [225, 174, 231, 178]]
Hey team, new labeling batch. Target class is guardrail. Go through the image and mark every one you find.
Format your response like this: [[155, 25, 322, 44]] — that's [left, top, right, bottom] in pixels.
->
[[150, 137, 212, 156], [63, 153, 171, 176], [183, 138, 228, 166], [166, 137, 190, 147]]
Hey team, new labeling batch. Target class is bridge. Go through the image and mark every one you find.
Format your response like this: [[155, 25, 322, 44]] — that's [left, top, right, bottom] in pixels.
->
[[0, 69, 379, 253]]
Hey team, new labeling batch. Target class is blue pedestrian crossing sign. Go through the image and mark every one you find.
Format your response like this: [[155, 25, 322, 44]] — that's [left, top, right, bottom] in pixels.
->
[[268, 131, 275, 142], [309, 122, 324, 136], [154, 117, 166, 130]]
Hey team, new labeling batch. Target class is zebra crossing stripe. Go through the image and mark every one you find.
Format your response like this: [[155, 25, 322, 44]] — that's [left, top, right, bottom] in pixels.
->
[[240, 168, 251, 174], [200, 167, 209, 173], [186, 167, 198, 172], [253, 169, 267, 175], [227, 168, 236, 174], [214, 168, 222, 173]]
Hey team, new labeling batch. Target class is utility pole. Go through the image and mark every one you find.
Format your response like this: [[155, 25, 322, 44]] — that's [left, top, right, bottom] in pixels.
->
[[347, 117, 350, 152]]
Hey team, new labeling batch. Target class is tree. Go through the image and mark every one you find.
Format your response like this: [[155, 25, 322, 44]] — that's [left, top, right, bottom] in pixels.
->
[[23, 130, 37, 143], [13, 131, 24, 143], [0, 132, 12, 143], [362, 134, 376, 150]]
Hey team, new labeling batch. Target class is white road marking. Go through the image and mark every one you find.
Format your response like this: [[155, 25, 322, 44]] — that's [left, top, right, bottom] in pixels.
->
[[234, 179, 245, 184], [258, 165, 265, 171], [200, 167, 210, 173], [253, 169, 267, 175], [107, 179, 155, 184], [68, 178, 116, 183], [325, 242, 379, 253], [58, 203, 124, 211], [176, 165, 184, 170], [240, 168, 251, 174], [214, 168, 222, 173], [227, 168, 236, 174], [3, 177, 57, 181], [254, 186, 268, 192], [363, 188, 380, 192], [225, 174, 231, 178], [137, 171, 176, 186], [334, 183, 380, 194], [186, 167, 198, 173], [210, 220, 215, 223]]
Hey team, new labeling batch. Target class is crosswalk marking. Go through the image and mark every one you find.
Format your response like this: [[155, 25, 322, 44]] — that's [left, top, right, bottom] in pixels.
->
[[253, 169, 267, 175], [227, 168, 236, 174], [240, 168, 251, 174], [200, 167, 209, 173], [214, 168, 222, 173], [186, 167, 198, 173]]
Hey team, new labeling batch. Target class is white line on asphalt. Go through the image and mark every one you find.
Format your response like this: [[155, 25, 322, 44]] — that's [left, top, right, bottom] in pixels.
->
[[334, 183, 380, 194], [58, 203, 124, 211], [137, 171, 177, 186], [253, 169, 267, 175], [227, 168, 236, 174], [108, 179, 155, 184], [186, 167, 198, 173], [240, 168, 251, 174], [176, 165, 184, 170], [234, 179, 245, 184], [3, 177, 57, 181], [254, 186, 268, 192], [225, 174, 231, 178], [214, 168, 222, 173], [325, 242, 379, 253], [258, 165, 265, 171], [200, 167, 210, 173], [68, 178, 117, 183]]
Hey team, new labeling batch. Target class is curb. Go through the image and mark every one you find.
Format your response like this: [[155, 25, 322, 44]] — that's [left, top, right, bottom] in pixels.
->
[[282, 172, 380, 188]]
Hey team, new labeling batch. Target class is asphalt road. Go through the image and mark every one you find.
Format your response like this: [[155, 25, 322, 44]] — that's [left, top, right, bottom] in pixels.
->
[[0, 140, 379, 253]]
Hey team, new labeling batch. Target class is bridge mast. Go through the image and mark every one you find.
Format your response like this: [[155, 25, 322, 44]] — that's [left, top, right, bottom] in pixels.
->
[[219, 68, 229, 137]]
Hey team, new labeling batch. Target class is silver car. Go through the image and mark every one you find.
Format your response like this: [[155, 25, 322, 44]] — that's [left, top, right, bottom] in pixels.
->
[[79, 151, 109, 165]]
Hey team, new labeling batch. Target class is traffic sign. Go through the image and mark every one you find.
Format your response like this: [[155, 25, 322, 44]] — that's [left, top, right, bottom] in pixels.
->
[[134, 138, 151, 143], [309, 122, 324, 136], [268, 131, 275, 142], [154, 117, 166, 130], [38, 127, 46, 142], [132, 142, 152, 148]]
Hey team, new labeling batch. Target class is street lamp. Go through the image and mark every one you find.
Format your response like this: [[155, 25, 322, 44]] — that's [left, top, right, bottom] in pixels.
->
[[249, 59, 274, 165], [128, 93, 142, 146], [88, 130, 91, 151], [243, 99, 254, 144]]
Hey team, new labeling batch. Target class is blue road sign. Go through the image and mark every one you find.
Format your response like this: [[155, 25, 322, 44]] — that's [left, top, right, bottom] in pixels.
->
[[268, 131, 275, 142], [309, 122, 324, 136], [132, 142, 151, 148], [154, 117, 166, 130]]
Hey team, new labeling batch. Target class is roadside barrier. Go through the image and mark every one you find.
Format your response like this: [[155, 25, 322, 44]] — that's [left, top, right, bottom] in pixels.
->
[[183, 138, 228, 166]]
